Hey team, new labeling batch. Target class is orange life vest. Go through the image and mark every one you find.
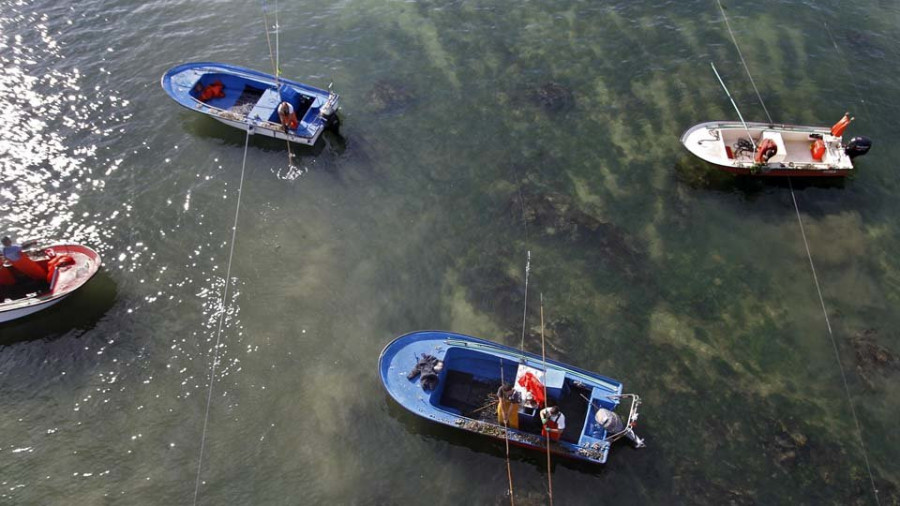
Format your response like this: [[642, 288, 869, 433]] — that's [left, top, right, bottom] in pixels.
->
[[198, 80, 226, 102], [830, 113, 852, 137], [810, 139, 826, 161]]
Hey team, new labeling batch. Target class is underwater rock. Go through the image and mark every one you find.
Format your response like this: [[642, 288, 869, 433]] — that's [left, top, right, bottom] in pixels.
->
[[366, 79, 415, 113], [843, 29, 886, 58], [850, 328, 899, 389], [458, 258, 527, 333], [761, 418, 810, 471], [530, 82, 574, 113], [507, 184, 647, 279]]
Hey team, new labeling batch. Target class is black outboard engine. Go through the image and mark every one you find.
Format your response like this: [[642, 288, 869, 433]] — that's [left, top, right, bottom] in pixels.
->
[[845, 136, 872, 159]]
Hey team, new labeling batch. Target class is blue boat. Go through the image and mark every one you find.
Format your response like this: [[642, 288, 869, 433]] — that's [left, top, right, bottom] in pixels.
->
[[160, 62, 339, 146], [379, 331, 644, 465]]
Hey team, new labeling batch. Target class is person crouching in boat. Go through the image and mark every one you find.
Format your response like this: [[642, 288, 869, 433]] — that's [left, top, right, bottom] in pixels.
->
[[540, 405, 566, 442], [277, 101, 299, 132], [1, 236, 45, 281], [595, 407, 645, 448], [496, 383, 521, 429]]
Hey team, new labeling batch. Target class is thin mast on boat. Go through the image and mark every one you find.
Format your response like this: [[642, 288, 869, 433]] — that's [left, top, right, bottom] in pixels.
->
[[710, 62, 756, 151]]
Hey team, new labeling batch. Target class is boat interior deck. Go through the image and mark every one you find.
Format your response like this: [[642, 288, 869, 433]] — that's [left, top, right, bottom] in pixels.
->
[[0, 269, 49, 302], [438, 361, 591, 444], [720, 128, 835, 164], [188, 72, 316, 125]]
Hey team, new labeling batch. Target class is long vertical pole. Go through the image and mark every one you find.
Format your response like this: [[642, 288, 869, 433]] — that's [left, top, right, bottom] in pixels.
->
[[540, 294, 554, 505], [499, 361, 515, 506]]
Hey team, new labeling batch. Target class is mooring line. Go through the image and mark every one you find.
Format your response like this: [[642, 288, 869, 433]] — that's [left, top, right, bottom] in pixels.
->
[[192, 129, 252, 506], [788, 179, 880, 506], [261, 0, 295, 164], [823, 21, 872, 118], [716, 0, 773, 124], [716, 2, 880, 502]]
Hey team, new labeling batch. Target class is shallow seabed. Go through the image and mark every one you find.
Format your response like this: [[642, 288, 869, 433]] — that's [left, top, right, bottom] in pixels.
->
[[1, 0, 899, 504]]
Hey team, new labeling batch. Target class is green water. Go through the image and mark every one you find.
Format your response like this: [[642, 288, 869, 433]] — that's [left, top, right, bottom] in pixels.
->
[[1, 0, 898, 504]]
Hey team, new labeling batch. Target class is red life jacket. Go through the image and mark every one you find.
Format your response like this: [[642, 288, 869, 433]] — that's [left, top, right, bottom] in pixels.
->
[[198, 80, 226, 102], [830, 113, 852, 137]]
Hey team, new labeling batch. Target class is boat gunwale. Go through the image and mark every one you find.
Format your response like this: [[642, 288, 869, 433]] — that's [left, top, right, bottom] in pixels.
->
[[680, 121, 854, 174], [378, 330, 622, 463], [0, 243, 101, 314]]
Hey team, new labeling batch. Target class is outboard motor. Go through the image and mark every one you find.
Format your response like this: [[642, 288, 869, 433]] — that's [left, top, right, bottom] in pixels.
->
[[845, 136, 872, 159], [320, 89, 340, 130]]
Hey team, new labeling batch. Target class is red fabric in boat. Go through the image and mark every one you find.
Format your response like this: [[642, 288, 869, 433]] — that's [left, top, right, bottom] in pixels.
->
[[831, 114, 851, 137], [46, 255, 75, 283], [0, 267, 15, 286], [811, 139, 826, 161], [517, 372, 545, 407], [10, 255, 46, 281]]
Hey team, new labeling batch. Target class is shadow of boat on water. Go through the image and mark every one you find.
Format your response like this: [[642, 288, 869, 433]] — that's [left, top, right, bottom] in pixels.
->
[[674, 155, 849, 197], [0, 271, 118, 347]]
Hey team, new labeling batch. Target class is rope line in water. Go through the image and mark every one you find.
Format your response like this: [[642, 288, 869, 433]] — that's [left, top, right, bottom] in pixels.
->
[[716, 0, 773, 124], [261, 0, 294, 163], [716, 3, 880, 502], [788, 179, 880, 506], [192, 129, 252, 506], [823, 21, 872, 118]]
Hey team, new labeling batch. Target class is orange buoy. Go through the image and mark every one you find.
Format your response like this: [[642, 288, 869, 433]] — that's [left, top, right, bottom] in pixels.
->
[[830, 112, 853, 137], [810, 139, 826, 161]]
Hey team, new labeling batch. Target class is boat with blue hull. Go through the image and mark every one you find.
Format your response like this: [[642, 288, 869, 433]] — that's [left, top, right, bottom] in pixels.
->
[[379, 331, 643, 465], [161, 62, 339, 146]]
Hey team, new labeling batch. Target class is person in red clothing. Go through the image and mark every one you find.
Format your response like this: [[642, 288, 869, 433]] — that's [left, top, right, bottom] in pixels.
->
[[277, 101, 299, 131], [1, 236, 45, 281], [540, 405, 566, 442]]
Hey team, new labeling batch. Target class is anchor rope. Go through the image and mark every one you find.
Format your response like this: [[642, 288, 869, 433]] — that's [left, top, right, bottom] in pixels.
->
[[715, 2, 880, 502], [192, 129, 252, 506], [261, 0, 295, 163], [789, 179, 880, 506], [823, 21, 872, 118]]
